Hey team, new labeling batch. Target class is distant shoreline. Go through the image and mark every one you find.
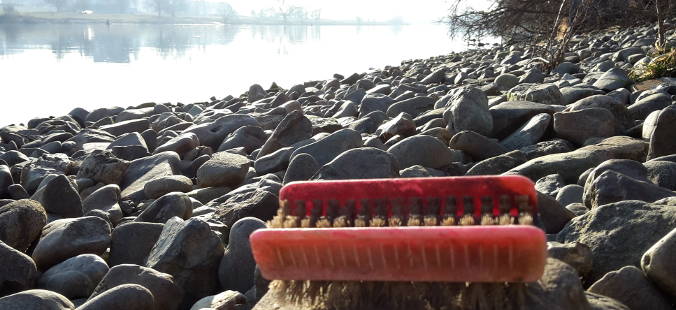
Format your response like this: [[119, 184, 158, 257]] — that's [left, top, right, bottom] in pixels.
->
[[0, 12, 409, 26]]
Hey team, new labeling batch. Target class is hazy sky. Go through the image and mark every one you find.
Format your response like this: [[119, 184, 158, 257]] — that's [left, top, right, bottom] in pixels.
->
[[218, 0, 463, 22]]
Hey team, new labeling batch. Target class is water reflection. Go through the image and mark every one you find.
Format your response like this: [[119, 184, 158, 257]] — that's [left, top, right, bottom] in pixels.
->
[[0, 23, 246, 63]]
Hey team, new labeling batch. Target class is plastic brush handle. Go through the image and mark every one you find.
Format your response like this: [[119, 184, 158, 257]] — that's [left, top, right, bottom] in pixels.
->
[[251, 226, 546, 282]]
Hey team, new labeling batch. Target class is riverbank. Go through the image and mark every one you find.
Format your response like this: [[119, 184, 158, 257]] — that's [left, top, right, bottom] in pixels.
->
[[0, 12, 406, 26], [0, 18, 675, 310]]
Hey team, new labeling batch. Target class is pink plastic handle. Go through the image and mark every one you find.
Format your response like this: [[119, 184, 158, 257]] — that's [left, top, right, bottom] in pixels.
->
[[251, 226, 546, 283]]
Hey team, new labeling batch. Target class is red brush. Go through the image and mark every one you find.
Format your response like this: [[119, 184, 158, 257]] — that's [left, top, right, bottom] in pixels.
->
[[251, 176, 546, 283]]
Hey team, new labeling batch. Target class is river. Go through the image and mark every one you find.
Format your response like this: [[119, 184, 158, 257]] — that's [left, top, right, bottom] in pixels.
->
[[0, 23, 471, 126]]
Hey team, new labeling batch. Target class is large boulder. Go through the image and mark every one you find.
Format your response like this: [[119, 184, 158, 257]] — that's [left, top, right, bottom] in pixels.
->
[[313, 147, 399, 180], [78, 284, 154, 310], [0, 289, 74, 310], [507, 83, 563, 105], [30, 174, 82, 218], [32, 216, 112, 270], [197, 152, 250, 188], [218, 217, 266, 293], [136, 192, 193, 224], [507, 136, 647, 183], [90, 264, 182, 310], [290, 129, 363, 166], [0, 240, 39, 296], [642, 227, 676, 298], [444, 86, 493, 136], [76, 150, 129, 185], [588, 266, 673, 310], [556, 200, 676, 283], [37, 254, 109, 299], [183, 114, 259, 150], [109, 222, 164, 266], [553, 108, 617, 145], [647, 105, 676, 160], [208, 184, 279, 230], [583, 170, 674, 209], [121, 151, 181, 201], [592, 68, 632, 92], [388, 135, 456, 169], [82, 184, 123, 224], [0, 199, 47, 252], [146, 217, 224, 308], [500, 113, 552, 150], [257, 110, 312, 158]]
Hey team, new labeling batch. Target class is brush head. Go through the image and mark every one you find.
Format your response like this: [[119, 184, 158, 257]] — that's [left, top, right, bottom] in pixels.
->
[[251, 176, 546, 283]]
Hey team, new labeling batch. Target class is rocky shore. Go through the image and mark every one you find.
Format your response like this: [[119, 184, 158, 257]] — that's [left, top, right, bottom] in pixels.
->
[[0, 19, 675, 310]]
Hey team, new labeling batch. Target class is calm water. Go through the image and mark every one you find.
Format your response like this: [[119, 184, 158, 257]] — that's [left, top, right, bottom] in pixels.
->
[[0, 23, 467, 126]]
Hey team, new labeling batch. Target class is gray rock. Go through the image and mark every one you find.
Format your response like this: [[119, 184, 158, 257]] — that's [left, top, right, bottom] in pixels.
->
[[349, 111, 387, 134], [0, 289, 74, 310], [556, 185, 584, 207], [585, 292, 630, 310], [566, 203, 590, 216], [136, 192, 193, 224], [109, 222, 164, 266], [547, 242, 592, 277], [146, 217, 224, 308], [420, 67, 446, 84], [592, 68, 632, 91], [627, 93, 672, 120], [79, 284, 154, 310], [465, 150, 527, 175], [507, 136, 647, 183], [644, 160, 676, 191], [444, 86, 493, 136], [82, 184, 123, 224], [248, 84, 267, 102], [376, 113, 415, 141], [30, 174, 82, 218], [519, 67, 545, 84], [0, 199, 47, 252], [557, 200, 676, 283], [450, 130, 508, 161], [108, 132, 148, 151], [647, 105, 676, 160], [254, 146, 294, 175], [197, 152, 250, 188], [219, 217, 266, 293], [584, 170, 674, 209], [642, 227, 676, 298], [258, 111, 312, 158], [283, 153, 320, 184], [0, 240, 39, 296], [144, 175, 193, 199], [100, 119, 150, 137], [154, 132, 200, 157], [313, 147, 400, 180], [489, 101, 561, 139], [218, 126, 267, 154], [642, 110, 661, 139], [359, 93, 395, 116], [507, 83, 563, 105], [77, 150, 129, 185], [91, 264, 182, 310], [553, 108, 617, 145], [208, 185, 279, 230], [567, 95, 632, 130], [0, 165, 13, 198], [494, 73, 520, 91], [538, 192, 576, 234], [190, 290, 247, 310], [501, 113, 552, 150], [400, 165, 446, 178], [121, 151, 181, 201], [386, 96, 435, 117], [388, 135, 456, 169], [37, 254, 108, 299], [32, 216, 111, 270], [588, 266, 673, 310], [560, 86, 605, 105], [184, 114, 259, 150], [535, 174, 566, 196], [519, 139, 575, 160], [290, 129, 363, 166]]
